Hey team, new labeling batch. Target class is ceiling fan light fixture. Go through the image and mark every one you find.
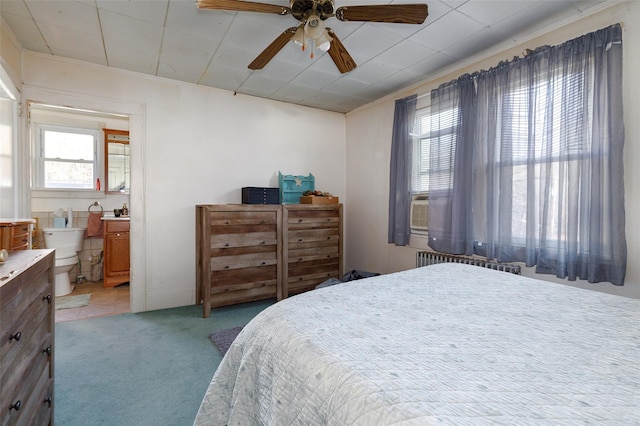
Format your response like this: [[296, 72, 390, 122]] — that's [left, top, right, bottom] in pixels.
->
[[292, 26, 307, 50], [304, 14, 325, 40], [316, 31, 333, 52]]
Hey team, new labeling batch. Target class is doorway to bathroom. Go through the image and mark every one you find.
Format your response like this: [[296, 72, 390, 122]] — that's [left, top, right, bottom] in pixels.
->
[[28, 102, 132, 322]]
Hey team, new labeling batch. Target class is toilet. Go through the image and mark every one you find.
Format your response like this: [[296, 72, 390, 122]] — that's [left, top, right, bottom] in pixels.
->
[[42, 227, 87, 296]]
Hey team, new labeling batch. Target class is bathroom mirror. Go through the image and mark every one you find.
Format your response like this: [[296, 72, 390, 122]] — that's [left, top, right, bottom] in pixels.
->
[[104, 128, 130, 194]]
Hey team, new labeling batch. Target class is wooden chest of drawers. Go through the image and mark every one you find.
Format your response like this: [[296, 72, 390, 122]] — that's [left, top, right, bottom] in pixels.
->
[[196, 204, 343, 317], [0, 219, 35, 251], [196, 205, 282, 317], [283, 204, 343, 297], [0, 249, 55, 425]]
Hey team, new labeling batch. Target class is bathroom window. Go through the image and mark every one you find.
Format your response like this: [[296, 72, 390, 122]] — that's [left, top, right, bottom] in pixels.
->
[[33, 125, 99, 190]]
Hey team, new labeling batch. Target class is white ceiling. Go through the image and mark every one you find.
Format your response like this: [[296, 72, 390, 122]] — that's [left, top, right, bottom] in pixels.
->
[[1, 0, 612, 113]]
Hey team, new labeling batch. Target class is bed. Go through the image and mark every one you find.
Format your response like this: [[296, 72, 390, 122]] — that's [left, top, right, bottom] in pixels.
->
[[194, 263, 640, 425]]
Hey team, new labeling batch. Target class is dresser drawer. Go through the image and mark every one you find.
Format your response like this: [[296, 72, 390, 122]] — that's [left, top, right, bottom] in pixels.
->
[[288, 228, 340, 245], [0, 316, 52, 424], [287, 262, 340, 295], [1, 266, 50, 342], [0, 282, 52, 377], [1, 360, 52, 426], [210, 250, 278, 271], [209, 266, 278, 308], [105, 220, 130, 233], [210, 231, 277, 249], [286, 210, 340, 230], [209, 210, 277, 226], [11, 225, 31, 249]]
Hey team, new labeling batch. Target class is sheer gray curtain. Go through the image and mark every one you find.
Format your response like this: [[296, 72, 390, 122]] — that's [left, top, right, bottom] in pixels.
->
[[429, 24, 626, 285], [388, 94, 417, 246]]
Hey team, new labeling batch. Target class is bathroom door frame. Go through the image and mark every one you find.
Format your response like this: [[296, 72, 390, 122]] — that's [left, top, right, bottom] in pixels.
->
[[22, 86, 147, 313]]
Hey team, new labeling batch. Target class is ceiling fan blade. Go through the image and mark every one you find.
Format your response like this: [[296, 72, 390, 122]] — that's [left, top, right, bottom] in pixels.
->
[[326, 28, 357, 74], [335, 4, 428, 24], [196, 0, 290, 15], [248, 27, 298, 70]]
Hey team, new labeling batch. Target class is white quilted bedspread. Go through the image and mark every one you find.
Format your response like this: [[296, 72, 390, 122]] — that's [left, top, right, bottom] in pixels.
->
[[194, 263, 640, 425]]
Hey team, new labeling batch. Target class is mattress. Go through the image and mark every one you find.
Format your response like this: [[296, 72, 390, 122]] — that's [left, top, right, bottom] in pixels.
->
[[194, 263, 640, 425]]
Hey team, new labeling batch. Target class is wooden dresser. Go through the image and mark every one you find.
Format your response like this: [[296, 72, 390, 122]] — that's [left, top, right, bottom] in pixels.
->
[[283, 204, 343, 297], [0, 249, 55, 425], [196, 204, 343, 317], [0, 219, 35, 251], [103, 219, 130, 288], [196, 205, 282, 317]]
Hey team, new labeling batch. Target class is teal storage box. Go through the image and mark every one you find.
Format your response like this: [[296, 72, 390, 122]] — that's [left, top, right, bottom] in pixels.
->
[[278, 172, 315, 204]]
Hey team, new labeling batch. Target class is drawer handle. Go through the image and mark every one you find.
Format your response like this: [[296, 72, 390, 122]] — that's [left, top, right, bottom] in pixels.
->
[[298, 219, 303, 223], [298, 238, 303, 242], [298, 258, 303, 261], [298, 277, 303, 281], [9, 400, 21, 412], [327, 237, 331, 240], [261, 220, 266, 224], [44, 395, 52, 407], [224, 243, 229, 247], [43, 346, 52, 356], [261, 262, 266, 265], [9, 331, 22, 342], [260, 241, 266, 245], [43, 294, 52, 303], [225, 220, 230, 225], [224, 266, 229, 269]]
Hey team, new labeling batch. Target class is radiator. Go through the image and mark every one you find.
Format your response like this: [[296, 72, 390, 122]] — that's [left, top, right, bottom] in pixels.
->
[[416, 251, 521, 275]]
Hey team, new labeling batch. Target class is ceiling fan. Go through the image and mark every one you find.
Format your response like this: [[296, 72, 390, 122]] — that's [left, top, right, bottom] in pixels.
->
[[196, 0, 428, 73]]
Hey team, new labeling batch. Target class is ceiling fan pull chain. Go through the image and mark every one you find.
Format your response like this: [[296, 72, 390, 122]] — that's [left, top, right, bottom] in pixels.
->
[[302, 26, 306, 51]]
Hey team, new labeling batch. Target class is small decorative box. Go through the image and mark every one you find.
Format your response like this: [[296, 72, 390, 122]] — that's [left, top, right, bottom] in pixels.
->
[[278, 172, 315, 204], [242, 187, 280, 204], [299, 195, 339, 204]]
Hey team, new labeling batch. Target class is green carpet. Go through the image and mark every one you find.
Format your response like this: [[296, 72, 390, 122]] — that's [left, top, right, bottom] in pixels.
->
[[54, 300, 274, 426]]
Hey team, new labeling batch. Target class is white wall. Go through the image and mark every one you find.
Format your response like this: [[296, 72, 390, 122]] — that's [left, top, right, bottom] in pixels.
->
[[21, 53, 346, 311], [345, 1, 640, 299]]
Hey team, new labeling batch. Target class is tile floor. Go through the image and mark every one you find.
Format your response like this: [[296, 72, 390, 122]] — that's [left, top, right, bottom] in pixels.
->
[[55, 281, 130, 323]]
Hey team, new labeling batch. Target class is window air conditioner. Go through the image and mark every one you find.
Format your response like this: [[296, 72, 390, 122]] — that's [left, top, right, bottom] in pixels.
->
[[410, 195, 429, 230]]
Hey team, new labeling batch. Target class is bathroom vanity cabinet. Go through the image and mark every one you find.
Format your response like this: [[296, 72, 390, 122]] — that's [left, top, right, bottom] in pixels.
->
[[0, 219, 35, 251], [0, 249, 55, 425], [196, 204, 343, 317], [103, 219, 130, 288]]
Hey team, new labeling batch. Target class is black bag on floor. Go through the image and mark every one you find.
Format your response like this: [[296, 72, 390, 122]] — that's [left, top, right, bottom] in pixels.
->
[[315, 270, 380, 289], [340, 270, 380, 282]]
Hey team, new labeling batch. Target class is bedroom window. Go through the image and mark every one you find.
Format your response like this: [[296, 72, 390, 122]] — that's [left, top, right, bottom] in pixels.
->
[[410, 105, 458, 233], [412, 107, 431, 194], [33, 125, 99, 190], [427, 24, 626, 285]]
